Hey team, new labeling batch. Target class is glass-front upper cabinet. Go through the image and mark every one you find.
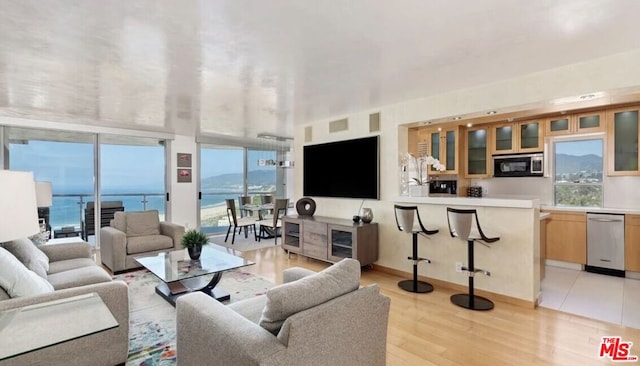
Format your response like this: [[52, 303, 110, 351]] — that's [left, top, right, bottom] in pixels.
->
[[607, 105, 640, 176], [490, 120, 543, 154], [518, 120, 544, 153], [413, 127, 459, 175], [491, 123, 515, 154], [466, 126, 490, 178], [546, 112, 605, 136]]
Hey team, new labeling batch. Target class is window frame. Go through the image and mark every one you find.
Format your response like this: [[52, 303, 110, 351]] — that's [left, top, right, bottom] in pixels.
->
[[551, 135, 605, 207]]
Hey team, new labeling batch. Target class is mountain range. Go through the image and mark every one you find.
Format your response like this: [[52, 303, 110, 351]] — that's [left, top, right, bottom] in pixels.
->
[[555, 153, 602, 175], [201, 170, 275, 189]]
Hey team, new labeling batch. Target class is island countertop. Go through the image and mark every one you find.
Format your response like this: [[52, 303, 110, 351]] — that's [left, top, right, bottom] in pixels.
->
[[394, 195, 540, 209]]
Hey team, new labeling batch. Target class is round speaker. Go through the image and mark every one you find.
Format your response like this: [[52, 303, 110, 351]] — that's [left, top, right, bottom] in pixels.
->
[[296, 197, 317, 216]]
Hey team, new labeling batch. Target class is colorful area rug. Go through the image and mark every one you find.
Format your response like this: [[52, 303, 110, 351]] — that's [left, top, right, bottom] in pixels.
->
[[114, 269, 274, 366]]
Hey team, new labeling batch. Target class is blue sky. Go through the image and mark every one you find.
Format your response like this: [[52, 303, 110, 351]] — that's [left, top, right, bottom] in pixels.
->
[[555, 139, 603, 157], [11, 141, 275, 193]]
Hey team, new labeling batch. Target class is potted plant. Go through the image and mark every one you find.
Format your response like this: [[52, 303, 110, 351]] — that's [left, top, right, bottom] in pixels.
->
[[181, 229, 209, 260]]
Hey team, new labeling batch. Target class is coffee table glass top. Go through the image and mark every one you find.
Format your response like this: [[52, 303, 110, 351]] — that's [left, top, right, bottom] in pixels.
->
[[134, 246, 254, 283], [0, 292, 118, 360]]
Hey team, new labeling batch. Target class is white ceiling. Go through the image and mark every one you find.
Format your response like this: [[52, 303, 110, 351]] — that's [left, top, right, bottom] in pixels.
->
[[1, 0, 639, 139]]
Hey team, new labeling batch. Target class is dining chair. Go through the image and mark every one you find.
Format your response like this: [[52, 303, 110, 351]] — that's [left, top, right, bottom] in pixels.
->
[[260, 194, 274, 205], [225, 199, 257, 244], [238, 195, 253, 218], [257, 198, 289, 244]]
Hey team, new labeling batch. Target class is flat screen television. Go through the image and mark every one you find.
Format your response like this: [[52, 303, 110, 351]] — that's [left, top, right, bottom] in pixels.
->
[[303, 136, 379, 199]]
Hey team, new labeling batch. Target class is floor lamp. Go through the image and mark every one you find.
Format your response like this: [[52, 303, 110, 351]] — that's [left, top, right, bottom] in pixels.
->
[[0, 170, 40, 243]]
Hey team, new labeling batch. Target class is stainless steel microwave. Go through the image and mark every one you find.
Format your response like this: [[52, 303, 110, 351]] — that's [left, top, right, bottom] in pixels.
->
[[493, 153, 544, 177]]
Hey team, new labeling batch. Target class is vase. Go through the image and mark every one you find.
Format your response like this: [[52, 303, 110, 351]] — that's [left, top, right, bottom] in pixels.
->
[[187, 246, 202, 260], [361, 208, 374, 223], [400, 165, 409, 196], [409, 185, 429, 197]]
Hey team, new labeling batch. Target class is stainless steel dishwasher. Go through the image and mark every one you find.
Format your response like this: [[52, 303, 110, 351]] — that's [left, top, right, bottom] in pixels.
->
[[586, 213, 625, 277]]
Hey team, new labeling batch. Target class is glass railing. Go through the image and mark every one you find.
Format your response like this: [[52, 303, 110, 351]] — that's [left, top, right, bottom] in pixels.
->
[[49, 193, 165, 231]]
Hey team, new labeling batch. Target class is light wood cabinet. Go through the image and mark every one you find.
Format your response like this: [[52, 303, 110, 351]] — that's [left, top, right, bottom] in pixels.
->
[[607, 105, 640, 176], [540, 217, 547, 280], [282, 215, 378, 266], [490, 120, 544, 155], [464, 126, 490, 178], [546, 111, 605, 136], [544, 211, 586, 264], [415, 126, 461, 175], [518, 119, 544, 153], [625, 214, 640, 272]]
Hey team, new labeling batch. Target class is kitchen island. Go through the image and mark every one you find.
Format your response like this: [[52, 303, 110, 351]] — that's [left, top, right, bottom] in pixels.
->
[[382, 195, 542, 307]]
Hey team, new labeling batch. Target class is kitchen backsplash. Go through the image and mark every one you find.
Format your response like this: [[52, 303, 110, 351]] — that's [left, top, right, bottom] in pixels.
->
[[471, 175, 640, 209]]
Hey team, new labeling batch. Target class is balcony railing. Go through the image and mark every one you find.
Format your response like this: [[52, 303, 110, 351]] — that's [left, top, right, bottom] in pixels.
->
[[49, 193, 165, 231]]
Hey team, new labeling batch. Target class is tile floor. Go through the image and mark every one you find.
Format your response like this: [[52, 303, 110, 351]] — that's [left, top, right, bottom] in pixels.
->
[[540, 265, 640, 329]]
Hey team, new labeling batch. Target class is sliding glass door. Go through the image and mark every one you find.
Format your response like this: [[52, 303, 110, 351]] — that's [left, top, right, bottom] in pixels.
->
[[7, 127, 95, 241], [5, 127, 167, 246], [99, 135, 166, 219], [199, 146, 244, 233]]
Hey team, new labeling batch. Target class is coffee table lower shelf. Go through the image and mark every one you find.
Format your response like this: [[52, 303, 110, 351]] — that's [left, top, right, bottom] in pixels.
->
[[156, 272, 230, 306]]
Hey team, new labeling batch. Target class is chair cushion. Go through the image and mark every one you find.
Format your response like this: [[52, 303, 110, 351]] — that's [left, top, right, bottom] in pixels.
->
[[1, 237, 50, 278], [258, 258, 361, 335], [126, 210, 161, 237], [228, 295, 267, 325], [112, 211, 127, 232], [48, 258, 98, 274], [47, 266, 112, 290], [126, 234, 173, 254], [0, 247, 54, 298]]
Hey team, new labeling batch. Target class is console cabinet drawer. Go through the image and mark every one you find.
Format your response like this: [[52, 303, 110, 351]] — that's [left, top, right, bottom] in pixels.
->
[[303, 242, 327, 259], [304, 221, 327, 235]]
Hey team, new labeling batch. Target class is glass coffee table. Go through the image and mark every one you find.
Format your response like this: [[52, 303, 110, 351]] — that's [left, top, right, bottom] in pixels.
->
[[0, 293, 118, 360], [134, 246, 255, 306]]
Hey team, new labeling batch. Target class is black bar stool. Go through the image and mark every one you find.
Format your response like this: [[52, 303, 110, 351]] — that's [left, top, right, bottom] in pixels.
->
[[446, 207, 500, 310], [394, 205, 439, 293]]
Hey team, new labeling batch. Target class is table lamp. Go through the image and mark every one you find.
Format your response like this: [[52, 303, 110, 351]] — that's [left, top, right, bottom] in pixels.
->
[[0, 170, 40, 243]]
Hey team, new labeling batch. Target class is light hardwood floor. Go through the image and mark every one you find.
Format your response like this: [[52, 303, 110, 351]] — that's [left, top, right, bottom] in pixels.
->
[[227, 245, 640, 366]]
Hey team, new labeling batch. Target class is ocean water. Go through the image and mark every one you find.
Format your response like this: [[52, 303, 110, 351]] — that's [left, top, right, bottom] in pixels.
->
[[48, 193, 232, 230]]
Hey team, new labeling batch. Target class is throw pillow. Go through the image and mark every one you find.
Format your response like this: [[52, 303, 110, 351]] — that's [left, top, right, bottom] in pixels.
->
[[112, 211, 127, 233], [258, 258, 361, 335], [125, 210, 161, 237], [0, 247, 54, 298], [1, 237, 50, 278]]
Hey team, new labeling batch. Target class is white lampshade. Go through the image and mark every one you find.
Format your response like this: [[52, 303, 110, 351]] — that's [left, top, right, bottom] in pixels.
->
[[35, 181, 53, 207], [0, 170, 40, 242]]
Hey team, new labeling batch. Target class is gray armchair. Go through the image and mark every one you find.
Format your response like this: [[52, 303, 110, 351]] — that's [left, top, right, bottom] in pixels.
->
[[100, 210, 185, 273], [176, 258, 390, 366]]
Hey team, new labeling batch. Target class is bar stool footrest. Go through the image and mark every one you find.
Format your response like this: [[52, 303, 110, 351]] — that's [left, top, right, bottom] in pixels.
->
[[398, 280, 433, 293], [450, 293, 494, 311]]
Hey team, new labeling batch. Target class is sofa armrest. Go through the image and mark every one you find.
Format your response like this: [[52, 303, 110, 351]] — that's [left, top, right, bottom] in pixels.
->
[[160, 221, 185, 248], [99, 226, 127, 273], [282, 267, 317, 283], [177, 292, 285, 366], [39, 242, 92, 262]]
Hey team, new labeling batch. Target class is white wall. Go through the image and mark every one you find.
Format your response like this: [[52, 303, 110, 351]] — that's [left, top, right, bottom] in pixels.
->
[[167, 135, 199, 229]]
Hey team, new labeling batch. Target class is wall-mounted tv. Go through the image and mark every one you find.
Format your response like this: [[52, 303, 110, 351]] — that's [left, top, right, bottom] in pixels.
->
[[303, 136, 379, 200]]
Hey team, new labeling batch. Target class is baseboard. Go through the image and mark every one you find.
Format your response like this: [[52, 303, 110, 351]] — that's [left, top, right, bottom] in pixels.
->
[[626, 271, 640, 280], [545, 259, 583, 271], [372, 264, 536, 309]]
